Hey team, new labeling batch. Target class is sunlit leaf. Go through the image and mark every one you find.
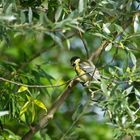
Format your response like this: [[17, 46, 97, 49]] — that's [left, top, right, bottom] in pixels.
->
[[127, 33, 140, 39], [134, 15, 140, 33], [28, 7, 32, 23], [55, 6, 62, 22], [0, 15, 16, 21], [20, 113, 26, 123], [20, 10, 26, 23], [125, 86, 133, 95], [26, 95, 31, 100], [135, 88, 140, 104], [66, 38, 70, 50], [0, 111, 9, 117], [31, 103, 35, 122], [103, 23, 111, 34], [34, 99, 47, 111], [79, 0, 84, 13], [130, 52, 137, 66], [92, 33, 107, 39], [101, 80, 108, 96], [18, 86, 28, 93], [114, 24, 123, 32], [20, 101, 30, 116], [5, 3, 13, 15], [105, 43, 112, 51], [135, 88, 140, 97]]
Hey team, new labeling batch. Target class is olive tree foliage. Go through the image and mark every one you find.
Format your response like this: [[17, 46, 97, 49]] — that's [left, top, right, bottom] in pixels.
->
[[0, 0, 140, 139]]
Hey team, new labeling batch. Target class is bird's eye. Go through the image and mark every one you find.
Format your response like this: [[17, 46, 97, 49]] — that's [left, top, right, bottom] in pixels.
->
[[72, 63, 76, 67]]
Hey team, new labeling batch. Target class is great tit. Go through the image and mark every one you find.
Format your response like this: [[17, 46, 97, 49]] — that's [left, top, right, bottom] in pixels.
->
[[70, 56, 100, 84]]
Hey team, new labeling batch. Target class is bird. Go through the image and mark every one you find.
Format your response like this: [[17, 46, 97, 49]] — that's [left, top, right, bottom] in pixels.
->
[[70, 56, 100, 85]]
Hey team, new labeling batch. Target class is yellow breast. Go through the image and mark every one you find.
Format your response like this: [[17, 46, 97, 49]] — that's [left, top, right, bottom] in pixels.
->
[[75, 65, 90, 82]]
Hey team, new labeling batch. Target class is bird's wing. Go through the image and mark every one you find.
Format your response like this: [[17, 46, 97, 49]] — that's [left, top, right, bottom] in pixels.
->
[[80, 61, 100, 80]]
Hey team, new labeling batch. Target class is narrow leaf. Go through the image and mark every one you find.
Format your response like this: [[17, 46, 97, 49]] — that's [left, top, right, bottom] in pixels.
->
[[135, 88, 140, 98], [18, 86, 28, 93], [126, 86, 133, 95], [0, 15, 16, 21], [5, 3, 13, 15], [0, 111, 9, 117], [28, 7, 32, 23], [55, 6, 62, 22], [105, 43, 112, 51], [34, 99, 47, 111], [103, 23, 111, 34], [101, 80, 108, 95], [114, 24, 123, 32], [20, 101, 30, 116], [31, 103, 35, 122], [92, 33, 107, 39], [20, 113, 26, 122], [46, 32, 63, 47], [130, 52, 137, 66], [79, 0, 84, 13], [134, 15, 139, 33]]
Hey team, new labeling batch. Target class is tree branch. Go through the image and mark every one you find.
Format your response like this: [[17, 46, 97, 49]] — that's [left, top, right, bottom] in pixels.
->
[[88, 41, 109, 62], [22, 79, 78, 140]]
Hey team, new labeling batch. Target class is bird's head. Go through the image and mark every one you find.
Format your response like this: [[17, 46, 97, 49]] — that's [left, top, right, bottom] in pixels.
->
[[70, 56, 81, 67]]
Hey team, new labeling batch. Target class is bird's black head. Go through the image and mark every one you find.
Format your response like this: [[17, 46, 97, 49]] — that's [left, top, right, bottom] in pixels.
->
[[70, 56, 80, 67]]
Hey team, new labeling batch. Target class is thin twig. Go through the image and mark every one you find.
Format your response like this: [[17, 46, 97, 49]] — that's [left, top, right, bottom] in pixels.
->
[[89, 40, 109, 62], [0, 77, 69, 88], [78, 31, 89, 59]]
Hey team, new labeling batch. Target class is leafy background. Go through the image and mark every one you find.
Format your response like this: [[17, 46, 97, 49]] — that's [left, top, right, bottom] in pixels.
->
[[0, 0, 140, 140]]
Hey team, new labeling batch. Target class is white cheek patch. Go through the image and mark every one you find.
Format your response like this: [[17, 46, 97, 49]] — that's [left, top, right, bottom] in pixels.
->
[[75, 59, 80, 64]]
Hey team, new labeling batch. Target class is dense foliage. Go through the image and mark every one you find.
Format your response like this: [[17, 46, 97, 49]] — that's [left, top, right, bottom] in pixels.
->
[[0, 0, 140, 139]]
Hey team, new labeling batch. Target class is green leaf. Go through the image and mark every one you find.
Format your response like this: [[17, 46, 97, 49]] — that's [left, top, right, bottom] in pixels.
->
[[18, 86, 28, 93], [34, 99, 47, 111], [26, 95, 31, 100], [5, 3, 13, 15], [135, 88, 140, 97], [20, 113, 26, 123], [46, 32, 63, 47], [0, 111, 9, 117], [127, 33, 140, 39], [103, 23, 111, 34], [55, 6, 62, 22], [130, 52, 137, 66], [101, 80, 108, 95], [79, 0, 84, 13], [114, 24, 123, 33], [105, 43, 112, 51], [20, 10, 26, 23], [20, 101, 30, 116], [92, 33, 107, 39], [134, 15, 140, 33], [28, 7, 32, 23], [66, 38, 70, 50], [31, 103, 35, 122], [126, 86, 133, 95]]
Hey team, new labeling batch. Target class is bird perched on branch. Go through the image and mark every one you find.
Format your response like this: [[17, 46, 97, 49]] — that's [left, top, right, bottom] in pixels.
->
[[70, 56, 100, 85]]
